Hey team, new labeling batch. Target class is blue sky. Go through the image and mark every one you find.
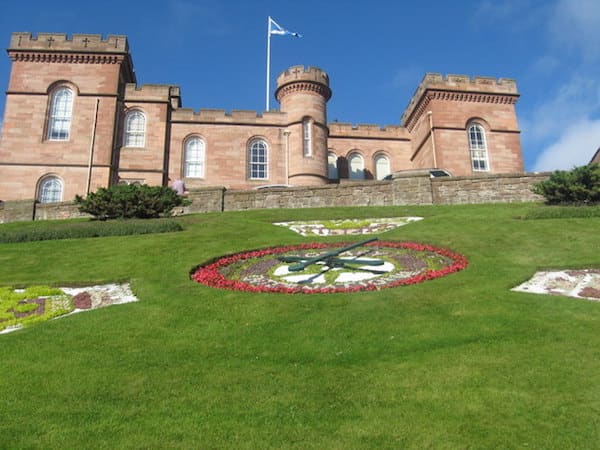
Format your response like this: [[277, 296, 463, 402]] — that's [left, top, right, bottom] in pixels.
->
[[1, 0, 599, 171]]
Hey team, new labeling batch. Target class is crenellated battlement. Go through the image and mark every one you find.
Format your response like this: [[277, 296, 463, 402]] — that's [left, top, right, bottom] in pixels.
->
[[401, 73, 519, 128], [275, 65, 331, 101], [170, 108, 286, 125], [418, 73, 517, 93], [124, 84, 180, 103], [329, 122, 409, 139], [8, 32, 129, 53], [276, 65, 329, 87]]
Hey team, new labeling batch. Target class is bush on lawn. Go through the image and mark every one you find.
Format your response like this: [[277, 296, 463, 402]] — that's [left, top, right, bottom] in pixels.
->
[[532, 163, 600, 205], [75, 184, 190, 220]]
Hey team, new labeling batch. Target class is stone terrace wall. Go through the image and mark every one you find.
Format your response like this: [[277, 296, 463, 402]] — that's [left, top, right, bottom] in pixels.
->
[[432, 173, 548, 205], [0, 173, 549, 223], [184, 187, 226, 214], [34, 202, 90, 221], [0, 200, 35, 223], [224, 181, 394, 211]]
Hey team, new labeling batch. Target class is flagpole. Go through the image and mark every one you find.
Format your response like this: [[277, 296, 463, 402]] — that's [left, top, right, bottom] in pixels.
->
[[266, 16, 272, 111]]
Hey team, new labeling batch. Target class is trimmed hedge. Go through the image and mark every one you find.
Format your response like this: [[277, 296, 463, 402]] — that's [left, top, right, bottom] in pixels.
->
[[0, 218, 183, 243]]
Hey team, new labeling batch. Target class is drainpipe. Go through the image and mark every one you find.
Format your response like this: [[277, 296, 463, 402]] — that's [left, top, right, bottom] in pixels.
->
[[86, 98, 100, 194], [428, 111, 437, 168], [283, 130, 291, 184]]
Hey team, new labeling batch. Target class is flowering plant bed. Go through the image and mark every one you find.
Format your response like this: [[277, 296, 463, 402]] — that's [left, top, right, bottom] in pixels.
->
[[273, 217, 423, 236], [191, 240, 468, 294], [512, 269, 600, 301], [0, 283, 138, 334]]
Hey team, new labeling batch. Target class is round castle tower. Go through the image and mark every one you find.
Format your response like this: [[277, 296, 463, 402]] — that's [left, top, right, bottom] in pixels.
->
[[275, 65, 332, 185]]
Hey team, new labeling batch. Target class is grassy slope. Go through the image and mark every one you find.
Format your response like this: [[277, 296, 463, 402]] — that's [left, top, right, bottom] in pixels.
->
[[0, 204, 599, 449]]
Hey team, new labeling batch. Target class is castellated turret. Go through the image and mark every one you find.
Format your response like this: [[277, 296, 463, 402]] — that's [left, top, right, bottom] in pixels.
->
[[275, 65, 332, 185]]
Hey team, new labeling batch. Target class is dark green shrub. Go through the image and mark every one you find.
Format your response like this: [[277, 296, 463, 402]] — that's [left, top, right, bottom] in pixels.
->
[[532, 163, 600, 205], [75, 184, 190, 220], [0, 219, 182, 243]]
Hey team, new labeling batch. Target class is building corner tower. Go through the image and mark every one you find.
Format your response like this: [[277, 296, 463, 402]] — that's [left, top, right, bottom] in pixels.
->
[[275, 65, 332, 185]]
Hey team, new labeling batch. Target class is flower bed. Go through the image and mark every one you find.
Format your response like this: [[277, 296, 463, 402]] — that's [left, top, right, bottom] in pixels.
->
[[273, 217, 423, 236], [0, 283, 138, 334], [190, 241, 468, 294]]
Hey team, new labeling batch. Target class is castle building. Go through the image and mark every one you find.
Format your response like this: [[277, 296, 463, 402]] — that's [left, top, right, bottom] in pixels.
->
[[0, 32, 524, 202]]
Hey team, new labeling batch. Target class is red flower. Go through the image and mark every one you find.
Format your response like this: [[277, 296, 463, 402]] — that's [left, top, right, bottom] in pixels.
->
[[190, 241, 468, 294]]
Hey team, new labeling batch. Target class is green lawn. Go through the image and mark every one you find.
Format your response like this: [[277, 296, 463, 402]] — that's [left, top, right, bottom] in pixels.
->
[[1, 203, 599, 449]]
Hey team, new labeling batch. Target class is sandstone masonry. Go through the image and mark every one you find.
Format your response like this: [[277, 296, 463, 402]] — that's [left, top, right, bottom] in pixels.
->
[[0, 32, 524, 203]]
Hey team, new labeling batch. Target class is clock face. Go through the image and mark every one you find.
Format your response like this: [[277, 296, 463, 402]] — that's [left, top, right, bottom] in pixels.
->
[[191, 241, 468, 294]]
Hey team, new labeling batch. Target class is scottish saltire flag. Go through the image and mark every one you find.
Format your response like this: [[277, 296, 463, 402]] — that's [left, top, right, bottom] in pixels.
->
[[269, 17, 302, 38]]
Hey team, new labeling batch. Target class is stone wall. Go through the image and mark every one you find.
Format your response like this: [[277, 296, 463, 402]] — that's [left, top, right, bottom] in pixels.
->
[[0, 173, 549, 223], [33, 202, 90, 221], [0, 200, 35, 223], [224, 181, 393, 211], [431, 173, 548, 204]]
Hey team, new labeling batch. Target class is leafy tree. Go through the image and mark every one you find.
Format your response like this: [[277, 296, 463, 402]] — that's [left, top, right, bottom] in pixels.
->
[[532, 163, 600, 205], [75, 184, 189, 220]]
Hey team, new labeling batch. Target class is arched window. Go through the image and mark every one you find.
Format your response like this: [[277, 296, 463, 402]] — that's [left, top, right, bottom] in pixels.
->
[[124, 110, 146, 147], [374, 154, 391, 180], [327, 151, 338, 179], [184, 136, 205, 178], [47, 87, 73, 140], [348, 153, 365, 180], [303, 118, 313, 157], [38, 176, 63, 203], [468, 123, 489, 171], [249, 139, 268, 180]]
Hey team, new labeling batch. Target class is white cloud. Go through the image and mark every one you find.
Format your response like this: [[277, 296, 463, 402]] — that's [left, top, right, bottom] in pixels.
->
[[526, 76, 600, 143], [549, 0, 600, 61], [533, 118, 600, 171]]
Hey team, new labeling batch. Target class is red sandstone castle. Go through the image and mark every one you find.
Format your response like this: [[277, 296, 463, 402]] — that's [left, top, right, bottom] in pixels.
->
[[0, 32, 524, 202]]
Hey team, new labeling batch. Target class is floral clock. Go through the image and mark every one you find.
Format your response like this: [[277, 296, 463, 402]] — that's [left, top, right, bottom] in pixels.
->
[[191, 240, 468, 294]]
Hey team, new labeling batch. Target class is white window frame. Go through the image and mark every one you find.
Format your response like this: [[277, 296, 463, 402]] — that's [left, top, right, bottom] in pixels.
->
[[184, 136, 205, 178], [249, 139, 268, 180], [374, 154, 391, 180], [38, 176, 63, 203], [47, 87, 73, 141], [468, 123, 490, 171], [124, 110, 146, 147], [327, 151, 338, 179], [303, 118, 313, 157], [348, 153, 365, 179]]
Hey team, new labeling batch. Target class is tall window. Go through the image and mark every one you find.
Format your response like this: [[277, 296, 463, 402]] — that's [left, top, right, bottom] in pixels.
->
[[327, 151, 338, 179], [348, 153, 365, 179], [249, 139, 268, 180], [38, 176, 63, 203], [468, 123, 489, 171], [374, 154, 391, 180], [303, 118, 313, 157], [124, 110, 146, 147], [47, 87, 73, 140], [184, 137, 205, 178]]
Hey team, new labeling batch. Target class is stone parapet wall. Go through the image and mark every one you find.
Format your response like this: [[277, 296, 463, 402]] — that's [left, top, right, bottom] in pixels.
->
[[184, 187, 226, 214], [432, 173, 548, 204], [34, 202, 90, 221], [393, 175, 434, 205], [0, 200, 34, 223], [0, 173, 550, 223], [224, 182, 393, 211]]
